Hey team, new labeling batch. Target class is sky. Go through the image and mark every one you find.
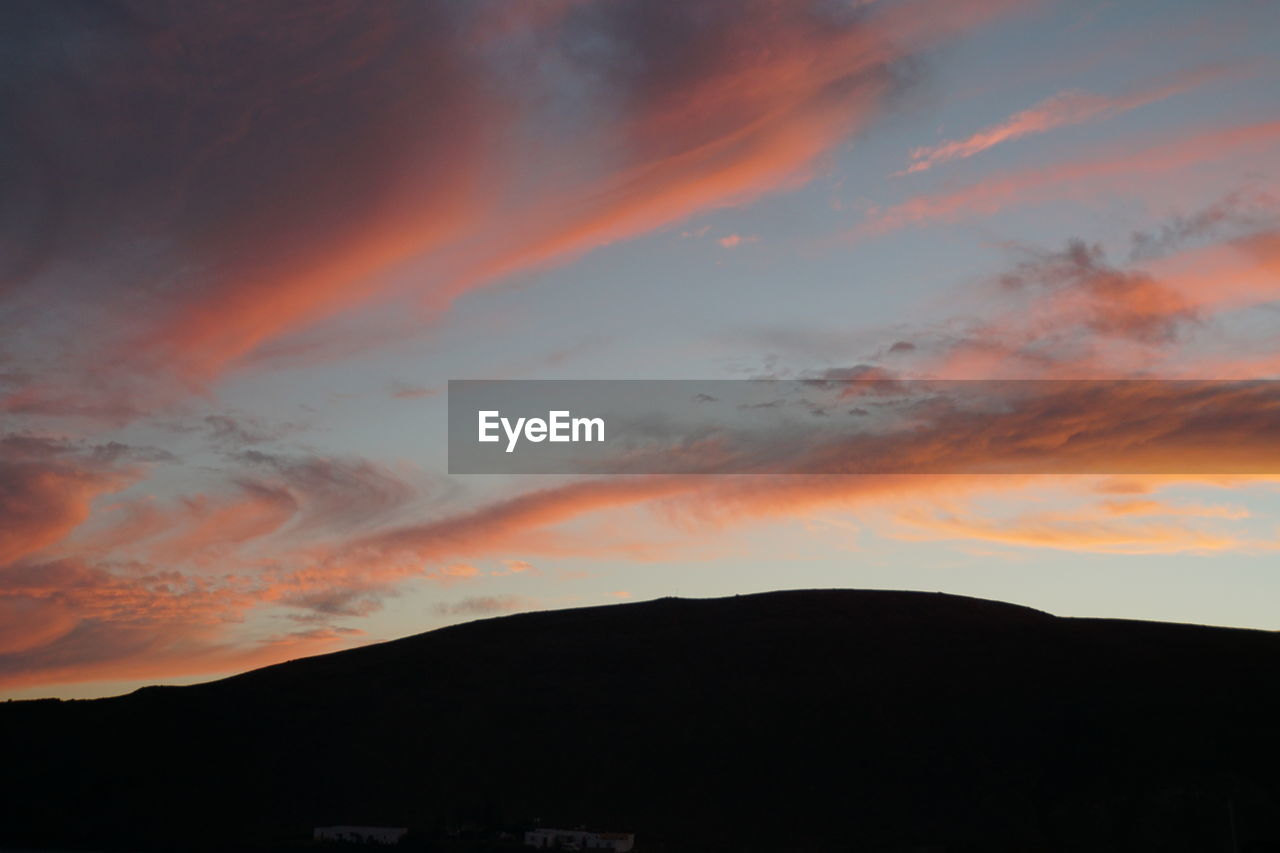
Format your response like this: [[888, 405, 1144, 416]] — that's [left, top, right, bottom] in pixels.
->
[[1, 0, 1279, 700]]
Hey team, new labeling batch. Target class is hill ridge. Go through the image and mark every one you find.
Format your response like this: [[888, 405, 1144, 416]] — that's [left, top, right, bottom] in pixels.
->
[[4, 587, 1279, 852]]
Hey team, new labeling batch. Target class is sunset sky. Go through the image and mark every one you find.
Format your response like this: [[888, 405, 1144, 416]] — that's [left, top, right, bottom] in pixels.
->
[[2, 0, 1279, 700]]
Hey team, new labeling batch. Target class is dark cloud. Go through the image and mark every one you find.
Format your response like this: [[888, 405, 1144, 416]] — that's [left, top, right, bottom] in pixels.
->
[[264, 625, 363, 644], [1, 0, 475, 275], [233, 449, 418, 533], [1, 0, 493, 386], [89, 440, 177, 464], [204, 413, 301, 448], [1129, 189, 1279, 261], [282, 588, 387, 619], [433, 596, 535, 617], [0, 0, 938, 402]]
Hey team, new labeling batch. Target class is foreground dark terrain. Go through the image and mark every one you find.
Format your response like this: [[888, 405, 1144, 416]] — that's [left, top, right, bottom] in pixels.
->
[[4, 589, 1280, 852]]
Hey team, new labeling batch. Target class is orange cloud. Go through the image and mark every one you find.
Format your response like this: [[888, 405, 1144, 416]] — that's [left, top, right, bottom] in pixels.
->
[[896, 64, 1242, 175], [903, 227, 1280, 380], [20, 374, 1264, 683], [0, 617, 350, 694], [856, 119, 1280, 238], [0, 437, 139, 564], [0, 597, 79, 656], [435, 0, 1030, 309], [1, 0, 1039, 406], [65, 451, 419, 569], [23, 0, 1280, 697], [142, 487, 299, 568], [0, 3, 504, 403], [7, 378, 1279, 692], [890, 499, 1256, 555], [9, 243, 1279, 694], [0, 441, 438, 693]]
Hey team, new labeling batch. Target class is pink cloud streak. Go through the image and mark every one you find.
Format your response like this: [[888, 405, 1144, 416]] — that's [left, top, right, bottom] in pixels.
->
[[897, 64, 1243, 175]]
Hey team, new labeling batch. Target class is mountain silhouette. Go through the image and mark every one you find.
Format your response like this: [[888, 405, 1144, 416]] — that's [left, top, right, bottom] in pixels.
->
[[4, 589, 1280, 852]]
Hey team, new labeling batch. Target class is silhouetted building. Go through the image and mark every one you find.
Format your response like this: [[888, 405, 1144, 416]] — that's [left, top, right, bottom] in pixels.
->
[[524, 828, 635, 851], [314, 825, 408, 845]]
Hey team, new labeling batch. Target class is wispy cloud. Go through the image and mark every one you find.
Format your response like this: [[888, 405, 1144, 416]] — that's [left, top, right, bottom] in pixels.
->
[[895, 64, 1242, 175], [8, 212, 1280, 692], [890, 500, 1253, 555], [0, 0, 972, 406], [8, 0, 1276, 697], [856, 119, 1280, 238]]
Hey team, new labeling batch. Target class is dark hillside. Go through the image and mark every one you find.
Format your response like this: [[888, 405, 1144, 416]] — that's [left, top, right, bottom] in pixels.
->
[[4, 589, 1279, 852]]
